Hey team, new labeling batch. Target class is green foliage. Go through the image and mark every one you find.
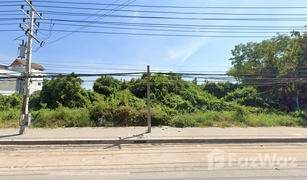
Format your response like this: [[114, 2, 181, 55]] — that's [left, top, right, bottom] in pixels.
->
[[93, 76, 122, 96], [33, 107, 91, 128], [224, 86, 284, 109], [130, 73, 190, 100], [1, 66, 307, 129], [0, 93, 23, 110], [29, 91, 41, 110], [89, 90, 148, 126], [201, 82, 239, 98], [40, 73, 95, 109], [0, 108, 21, 128], [227, 32, 307, 110]]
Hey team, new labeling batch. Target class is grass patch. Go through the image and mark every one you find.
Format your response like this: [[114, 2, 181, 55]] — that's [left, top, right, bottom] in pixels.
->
[[0, 108, 21, 129], [170, 110, 305, 128], [0, 107, 305, 129], [32, 107, 91, 128]]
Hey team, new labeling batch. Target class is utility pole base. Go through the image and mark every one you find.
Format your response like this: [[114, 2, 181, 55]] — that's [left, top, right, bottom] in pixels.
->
[[19, 114, 26, 135]]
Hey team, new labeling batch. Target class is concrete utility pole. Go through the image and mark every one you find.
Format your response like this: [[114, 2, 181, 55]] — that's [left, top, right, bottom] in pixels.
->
[[19, 0, 42, 134], [147, 66, 151, 133]]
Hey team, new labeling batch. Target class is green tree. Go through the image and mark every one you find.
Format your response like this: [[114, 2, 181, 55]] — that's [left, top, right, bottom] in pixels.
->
[[40, 73, 91, 108], [227, 32, 307, 110], [93, 76, 122, 96], [201, 82, 239, 98]]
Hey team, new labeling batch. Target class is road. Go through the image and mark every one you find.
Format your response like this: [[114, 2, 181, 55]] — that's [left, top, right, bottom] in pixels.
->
[[0, 143, 306, 179]]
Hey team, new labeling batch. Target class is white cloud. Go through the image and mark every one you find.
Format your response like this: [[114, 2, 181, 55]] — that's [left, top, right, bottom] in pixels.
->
[[167, 38, 210, 64]]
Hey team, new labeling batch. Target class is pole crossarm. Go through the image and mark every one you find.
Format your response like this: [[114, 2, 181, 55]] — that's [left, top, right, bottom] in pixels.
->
[[23, 22, 29, 28], [24, 0, 42, 19], [27, 31, 41, 44], [19, 25, 41, 44], [21, 9, 30, 19]]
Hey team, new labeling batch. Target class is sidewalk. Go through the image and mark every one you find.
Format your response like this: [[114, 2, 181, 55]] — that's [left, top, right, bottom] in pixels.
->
[[0, 127, 306, 145]]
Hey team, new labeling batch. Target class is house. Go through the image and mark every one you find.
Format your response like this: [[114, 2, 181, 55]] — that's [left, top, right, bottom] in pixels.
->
[[0, 64, 22, 95], [0, 59, 46, 95]]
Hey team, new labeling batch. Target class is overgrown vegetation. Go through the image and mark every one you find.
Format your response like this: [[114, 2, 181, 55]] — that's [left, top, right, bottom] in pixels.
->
[[2, 32, 307, 128]]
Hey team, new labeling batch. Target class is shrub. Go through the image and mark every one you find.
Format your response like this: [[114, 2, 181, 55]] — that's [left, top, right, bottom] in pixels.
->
[[33, 107, 91, 128], [0, 93, 23, 110]]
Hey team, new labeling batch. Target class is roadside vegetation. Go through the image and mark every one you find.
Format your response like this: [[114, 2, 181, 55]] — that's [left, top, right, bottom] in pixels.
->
[[1, 31, 307, 128]]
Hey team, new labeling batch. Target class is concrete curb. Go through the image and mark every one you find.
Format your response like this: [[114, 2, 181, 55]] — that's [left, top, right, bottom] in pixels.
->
[[1, 138, 307, 145]]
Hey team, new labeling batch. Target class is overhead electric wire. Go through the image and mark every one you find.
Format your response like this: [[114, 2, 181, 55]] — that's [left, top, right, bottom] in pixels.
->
[[31, 28, 300, 34], [1, 22, 304, 34], [45, 0, 136, 45], [19, 1, 307, 9], [6, 9, 307, 17], [2, 17, 305, 30], [6, 15, 307, 22], [16, 22, 307, 31], [0, 29, 278, 38], [48, 0, 121, 38]]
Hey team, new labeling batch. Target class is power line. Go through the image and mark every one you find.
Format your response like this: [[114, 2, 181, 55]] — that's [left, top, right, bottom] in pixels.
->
[[47, 0, 121, 41], [1, 22, 304, 34], [1, 17, 306, 29], [6, 10, 307, 17], [7, 15, 307, 22], [0, 29, 277, 38], [20, 1, 307, 10], [33, 28, 301, 34], [45, 0, 136, 45]]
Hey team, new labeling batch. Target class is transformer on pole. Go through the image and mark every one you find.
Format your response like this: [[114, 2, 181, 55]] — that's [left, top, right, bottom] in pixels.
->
[[19, 40, 27, 59]]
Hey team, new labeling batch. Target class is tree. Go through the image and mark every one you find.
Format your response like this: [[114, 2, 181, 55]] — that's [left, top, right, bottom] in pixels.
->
[[93, 76, 121, 96], [227, 33, 291, 85], [201, 82, 239, 98], [227, 32, 307, 110], [40, 73, 91, 108]]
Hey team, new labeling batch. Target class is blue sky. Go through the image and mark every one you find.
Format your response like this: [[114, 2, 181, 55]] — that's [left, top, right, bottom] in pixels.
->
[[1, 0, 307, 90]]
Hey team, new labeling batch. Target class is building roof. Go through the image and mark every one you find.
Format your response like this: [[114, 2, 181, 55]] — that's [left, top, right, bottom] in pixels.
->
[[0, 63, 9, 67], [0, 67, 21, 76], [10, 59, 45, 70]]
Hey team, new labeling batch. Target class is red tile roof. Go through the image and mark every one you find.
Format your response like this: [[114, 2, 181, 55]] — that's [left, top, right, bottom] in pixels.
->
[[10, 59, 45, 70]]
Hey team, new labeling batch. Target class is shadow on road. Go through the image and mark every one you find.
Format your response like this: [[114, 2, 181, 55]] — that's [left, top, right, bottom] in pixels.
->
[[103, 132, 149, 149], [0, 134, 21, 138]]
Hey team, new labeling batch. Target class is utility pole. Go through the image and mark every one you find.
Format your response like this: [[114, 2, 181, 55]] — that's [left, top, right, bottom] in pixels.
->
[[19, 0, 42, 134], [147, 65, 151, 133]]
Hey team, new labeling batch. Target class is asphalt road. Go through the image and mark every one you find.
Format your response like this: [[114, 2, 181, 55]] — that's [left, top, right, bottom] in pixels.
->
[[0, 143, 306, 179]]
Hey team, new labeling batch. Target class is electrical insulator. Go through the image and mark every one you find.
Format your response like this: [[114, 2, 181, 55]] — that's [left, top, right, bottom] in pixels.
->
[[23, 18, 26, 22], [27, 10, 29, 14], [21, 5, 24, 9]]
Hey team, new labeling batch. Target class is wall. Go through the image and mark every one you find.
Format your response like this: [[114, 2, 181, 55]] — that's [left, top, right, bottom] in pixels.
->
[[0, 68, 21, 95]]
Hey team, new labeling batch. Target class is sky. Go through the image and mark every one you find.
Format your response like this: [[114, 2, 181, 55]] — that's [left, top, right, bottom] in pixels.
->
[[1, 0, 307, 90]]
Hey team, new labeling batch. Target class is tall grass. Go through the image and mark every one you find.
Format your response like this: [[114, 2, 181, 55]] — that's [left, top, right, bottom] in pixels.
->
[[0, 107, 305, 129], [32, 107, 91, 128], [170, 110, 305, 128], [0, 108, 21, 128]]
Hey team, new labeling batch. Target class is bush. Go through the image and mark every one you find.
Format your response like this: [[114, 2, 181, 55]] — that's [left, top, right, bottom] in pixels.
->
[[224, 87, 282, 109], [0, 93, 23, 110], [33, 107, 91, 128], [29, 91, 41, 110], [0, 108, 21, 128]]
